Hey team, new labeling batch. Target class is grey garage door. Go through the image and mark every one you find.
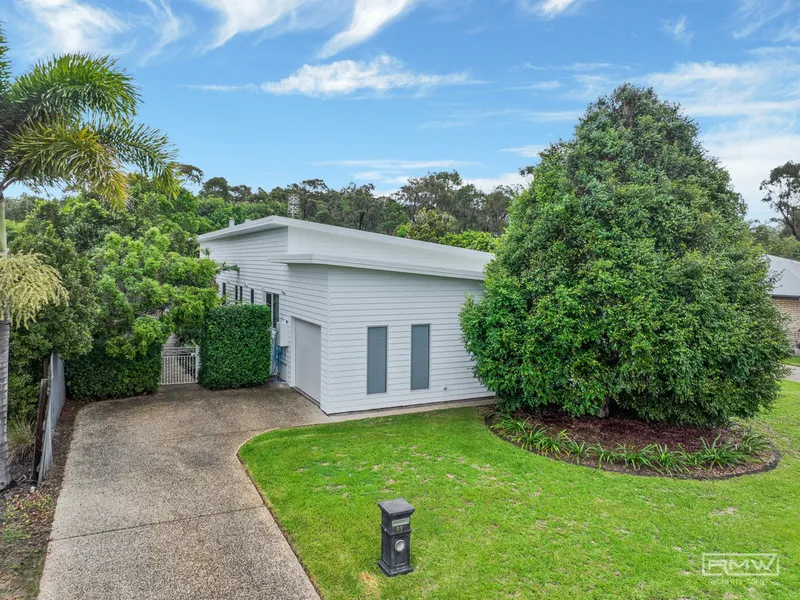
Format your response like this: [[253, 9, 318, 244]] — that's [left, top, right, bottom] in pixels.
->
[[294, 318, 321, 402]]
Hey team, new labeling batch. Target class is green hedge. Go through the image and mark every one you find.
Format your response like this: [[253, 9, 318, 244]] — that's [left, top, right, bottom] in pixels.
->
[[67, 341, 162, 400], [199, 304, 271, 389]]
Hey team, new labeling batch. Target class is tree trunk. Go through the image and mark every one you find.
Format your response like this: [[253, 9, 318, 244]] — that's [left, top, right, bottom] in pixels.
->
[[0, 190, 9, 489]]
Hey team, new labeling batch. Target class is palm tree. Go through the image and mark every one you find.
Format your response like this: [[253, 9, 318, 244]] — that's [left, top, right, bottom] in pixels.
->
[[0, 26, 178, 488]]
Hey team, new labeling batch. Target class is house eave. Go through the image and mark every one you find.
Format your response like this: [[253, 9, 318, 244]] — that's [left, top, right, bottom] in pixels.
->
[[268, 253, 486, 281]]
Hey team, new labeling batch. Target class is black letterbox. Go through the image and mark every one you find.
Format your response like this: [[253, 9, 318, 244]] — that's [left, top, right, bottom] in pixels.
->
[[378, 498, 415, 576]]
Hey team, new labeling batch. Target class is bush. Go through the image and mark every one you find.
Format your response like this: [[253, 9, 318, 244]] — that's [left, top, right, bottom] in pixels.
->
[[67, 341, 162, 400], [9, 371, 40, 422], [8, 416, 35, 462], [199, 304, 271, 389], [461, 85, 789, 426]]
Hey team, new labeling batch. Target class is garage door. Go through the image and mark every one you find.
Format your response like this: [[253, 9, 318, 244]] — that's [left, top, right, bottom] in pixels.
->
[[294, 318, 321, 402]]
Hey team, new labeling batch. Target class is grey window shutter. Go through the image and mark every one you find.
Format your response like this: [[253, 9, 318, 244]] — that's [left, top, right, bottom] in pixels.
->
[[410, 325, 430, 390], [367, 327, 388, 394]]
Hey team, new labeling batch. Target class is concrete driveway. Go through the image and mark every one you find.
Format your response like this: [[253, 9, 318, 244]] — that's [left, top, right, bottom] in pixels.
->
[[38, 384, 330, 600]]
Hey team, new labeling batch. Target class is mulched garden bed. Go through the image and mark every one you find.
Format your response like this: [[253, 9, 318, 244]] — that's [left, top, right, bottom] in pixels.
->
[[486, 407, 780, 480], [0, 400, 85, 600]]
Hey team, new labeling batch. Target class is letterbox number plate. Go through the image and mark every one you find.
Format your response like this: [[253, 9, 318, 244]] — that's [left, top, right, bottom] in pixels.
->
[[391, 518, 410, 529]]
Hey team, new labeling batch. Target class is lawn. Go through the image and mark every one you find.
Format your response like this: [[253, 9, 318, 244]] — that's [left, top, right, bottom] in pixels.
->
[[782, 355, 800, 366], [240, 384, 800, 600]]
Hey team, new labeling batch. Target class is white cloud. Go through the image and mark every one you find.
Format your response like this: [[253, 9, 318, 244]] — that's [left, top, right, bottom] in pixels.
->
[[510, 80, 562, 91], [732, 0, 799, 39], [260, 55, 472, 96], [323, 159, 475, 169], [16, 0, 126, 56], [662, 15, 693, 44], [501, 145, 546, 158], [199, 0, 327, 50], [464, 172, 527, 191], [140, 0, 185, 64], [15, 0, 186, 62], [520, 0, 584, 19], [645, 52, 800, 219], [705, 127, 800, 222], [421, 107, 580, 129], [328, 159, 477, 190], [199, 0, 418, 54], [646, 60, 799, 118], [320, 0, 417, 58]]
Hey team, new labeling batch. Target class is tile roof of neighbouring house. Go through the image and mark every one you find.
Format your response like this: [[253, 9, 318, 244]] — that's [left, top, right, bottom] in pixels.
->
[[768, 254, 800, 299]]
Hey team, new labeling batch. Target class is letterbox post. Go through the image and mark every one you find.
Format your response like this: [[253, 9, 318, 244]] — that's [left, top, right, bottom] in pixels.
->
[[378, 498, 415, 577]]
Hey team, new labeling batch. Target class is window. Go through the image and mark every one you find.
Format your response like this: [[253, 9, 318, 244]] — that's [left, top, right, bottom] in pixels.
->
[[250, 289, 255, 305], [264, 292, 280, 329], [221, 282, 226, 298], [367, 327, 388, 394], [233, 285, 242, 302], [410, 325, 430, 390]]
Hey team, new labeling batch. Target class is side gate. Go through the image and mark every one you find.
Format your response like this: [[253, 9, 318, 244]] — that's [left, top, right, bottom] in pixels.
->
[[160, 345, 200, 385]]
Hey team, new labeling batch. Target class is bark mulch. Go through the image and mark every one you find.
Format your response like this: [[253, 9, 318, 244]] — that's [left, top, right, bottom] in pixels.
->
[[0, 400, 85, 600], [488, 407, 780, 480]]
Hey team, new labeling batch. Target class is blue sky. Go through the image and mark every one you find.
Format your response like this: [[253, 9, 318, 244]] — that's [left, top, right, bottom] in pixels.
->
[[4, 0, 800, 222]]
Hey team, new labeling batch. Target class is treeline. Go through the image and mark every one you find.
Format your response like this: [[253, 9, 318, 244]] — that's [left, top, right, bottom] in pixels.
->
[[194, 170, 516, 245], [753, 161, 800, 260]]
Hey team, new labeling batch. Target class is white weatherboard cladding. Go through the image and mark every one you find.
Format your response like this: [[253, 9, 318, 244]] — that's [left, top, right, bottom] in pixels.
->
[[200, 219, 495, 414], [200, 229, 330, 406], [326, 267, 491, 413]]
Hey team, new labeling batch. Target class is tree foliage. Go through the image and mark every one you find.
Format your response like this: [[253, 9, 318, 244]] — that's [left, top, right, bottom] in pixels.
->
[[761, 161, 800, 240], [0, 254, 66, 328], [461, 85, 788, 426], [0, 39, 178, 206]]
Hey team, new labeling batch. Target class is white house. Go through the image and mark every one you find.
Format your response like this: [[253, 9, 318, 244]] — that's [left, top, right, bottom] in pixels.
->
[[198, 216, 495, 414]]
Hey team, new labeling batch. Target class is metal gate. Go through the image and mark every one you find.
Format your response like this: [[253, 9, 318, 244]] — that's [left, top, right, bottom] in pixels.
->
[[160, 346, 199, 385]]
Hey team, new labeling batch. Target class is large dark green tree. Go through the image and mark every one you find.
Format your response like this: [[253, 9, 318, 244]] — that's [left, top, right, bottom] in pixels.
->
[[0, 26, 177, 487], [461, 85, 788, 426]]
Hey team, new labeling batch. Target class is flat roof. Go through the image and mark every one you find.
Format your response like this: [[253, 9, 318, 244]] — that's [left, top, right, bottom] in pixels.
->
[[197, 215, 493, 259], [267, 253, 486, 281], [198, 216, 493, 280]]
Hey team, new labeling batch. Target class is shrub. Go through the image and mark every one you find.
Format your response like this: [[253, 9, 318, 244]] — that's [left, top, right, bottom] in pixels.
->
[[8, 371, 39, 422], [67, 341, 162, 400], [8, 416, 35, 461], [199, 304, 271, 389], [461, 85, 789, 426]]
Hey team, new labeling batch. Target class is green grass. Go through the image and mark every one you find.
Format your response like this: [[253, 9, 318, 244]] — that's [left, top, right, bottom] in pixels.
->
[[240, 384, 800, 600], [782, 355, 800, 366]]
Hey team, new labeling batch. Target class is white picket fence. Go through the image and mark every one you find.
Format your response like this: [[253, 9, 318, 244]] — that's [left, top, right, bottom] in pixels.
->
[[160, 345, 199, 385]]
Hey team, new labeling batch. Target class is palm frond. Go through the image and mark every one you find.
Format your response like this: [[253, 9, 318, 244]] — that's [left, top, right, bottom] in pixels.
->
[[7, 53, 139, 123], [5, 120, 128, 208], [0, 24, 11, 96], [0, 253, 68, 328], [95, 120, 179, 197]]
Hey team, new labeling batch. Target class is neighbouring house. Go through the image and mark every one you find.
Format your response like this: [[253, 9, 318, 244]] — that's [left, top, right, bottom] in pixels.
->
[[198, 216, 494, 413], [768, 254, 800, 348]]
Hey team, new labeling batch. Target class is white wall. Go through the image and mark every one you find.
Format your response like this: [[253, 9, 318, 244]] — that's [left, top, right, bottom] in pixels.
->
[[325, 266, 492, 413], [201, 228, 330, 405]]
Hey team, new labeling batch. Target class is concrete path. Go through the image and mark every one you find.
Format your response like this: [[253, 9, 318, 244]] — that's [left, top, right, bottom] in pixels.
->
[[38, 384, 330, 600], [783, 364, 800, 383]]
